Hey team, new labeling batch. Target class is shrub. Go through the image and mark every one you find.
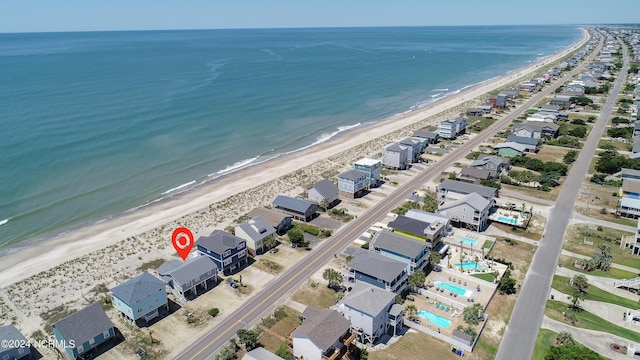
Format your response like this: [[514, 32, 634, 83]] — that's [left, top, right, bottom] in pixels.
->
[[208, 308, 220, 317]]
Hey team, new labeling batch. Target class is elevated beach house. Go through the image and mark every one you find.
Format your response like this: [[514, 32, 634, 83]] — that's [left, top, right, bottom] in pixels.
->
[[369, 229, 429, 272], [157, 255, 218, 303], [196, 230, 248, 274], [347, 251, 408, 294], [248, 207, 292, 235], [439, 193, 492, 232], [272, 195, 318, 222], [0, 325, 31, 360], [335, 283, 403, 344], [52, 302, 115, 359], [398, 137, 421, 163], [354, 158, 382, 188], [382, 143, 408, 170], [387, 215, 444, 250], [235, 215, 277, 255], [413, 130, 439, 144], [405, 209, 452, 235], [307, 179, 339, 209], [439, 116, 467, 139], [291, 307, 355, 360], [338, 169, 368, 199], [436, 179, 497, 205], [111, 272, 168, 327], [620, 219, 640, 255]]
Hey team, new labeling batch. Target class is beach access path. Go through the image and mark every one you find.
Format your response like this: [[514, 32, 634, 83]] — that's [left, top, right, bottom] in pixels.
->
[[175, 36, 593, 360], [496, 36, 629, 360]]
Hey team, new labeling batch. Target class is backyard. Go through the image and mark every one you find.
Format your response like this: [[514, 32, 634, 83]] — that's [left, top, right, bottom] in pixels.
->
[[564, 224, 636, 268]]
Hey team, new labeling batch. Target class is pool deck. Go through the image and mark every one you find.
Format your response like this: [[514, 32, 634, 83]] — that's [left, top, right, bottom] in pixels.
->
[[488, 209, 528, 228], [424, 268, 499, 310]]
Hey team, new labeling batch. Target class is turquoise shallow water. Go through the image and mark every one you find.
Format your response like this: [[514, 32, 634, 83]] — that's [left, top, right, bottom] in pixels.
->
[[0, 26, 582, 250]]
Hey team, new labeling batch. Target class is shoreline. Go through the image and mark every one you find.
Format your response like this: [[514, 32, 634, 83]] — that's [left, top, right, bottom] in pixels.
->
[[0, 29, 588, 288]]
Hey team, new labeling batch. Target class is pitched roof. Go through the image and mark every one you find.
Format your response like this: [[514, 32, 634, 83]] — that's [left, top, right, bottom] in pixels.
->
[[441, 116, 466, 125], [398, 137, 420, 146], [340, 282, 396, 317], [413, 130, 439, 139], [622, 179, 640, 194], [0, 325, 28, 349], [247, 208, 291, 227], [236, 216, 277, 242], [370, 230, 427, 258], [309, 179, 338, 199], [494, 142, 528, 153], [387, 216, 430, 238], [273, 195, 316, 214], [111, 272, 166, 304], [292, 307, 350, 352], [404, 209, 450, 227], [479, 155, 510, 166], [338, 169, 367, 181], [471, 155, 502, 169], [348, 251, 407, 283], [157, 259, 182, 276], [52, 303, 113, 347], [384, 143, 407, 152], [196, 230, 246, 255], [242, 347, 283, 360], [439, 192, 491, 212], [506, 135, 540, 146], [621, 168, 640, 178], [438, 179, 497, 199], [354, 157, 381, 167], [514, 121, 559, 132], [164, 256, 217, 288], [460, 167, 492, 180]]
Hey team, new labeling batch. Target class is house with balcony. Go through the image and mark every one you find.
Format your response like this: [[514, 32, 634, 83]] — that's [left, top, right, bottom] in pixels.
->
[[290, 307, 355, 360], [338, 169, 368, 199], [398, 137, 422, 163], [157, 255, 218, 303], [621, 168, 640, 182], [196, 230, 248, 274], [458, 167, 492, 183], [354, 158, 382, 188], [0, 325, 31, 360], [470, 155, 509, 178], [111, 272, 168, 327], [335, 283, 403, 344], [52, 303, 115, 359], [346, 251, 408, 294], [386, 215, 444, 249], [436, 179, 497, 205], [273, 195, 318, 222], [620, 219, 640, 256], [383, 143, 408, 170], [506, 135, 540, 152], [413, 130, 439, 144], [439, 193, 492, 231], [513, 122, 559, 139], [439, 117, 467, 139], [369, 230, 429, 272], [307, 179, 339, 209], [248, 207, 292, 235], [404, 209, 452, 235], [620, 179, 640, 199], [235, 215, 277, 255]]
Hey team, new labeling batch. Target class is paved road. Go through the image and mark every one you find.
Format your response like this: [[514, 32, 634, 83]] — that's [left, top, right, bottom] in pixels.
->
[[176, 37, 599, 360], [496, 35, 629, 360]]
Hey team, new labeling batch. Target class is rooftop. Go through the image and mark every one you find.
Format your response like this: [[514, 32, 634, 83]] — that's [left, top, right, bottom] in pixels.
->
[[273, 195, 317, 214], [339, 282, 395, 317], [52, 303, 114, 347], [439, 192, 492, 212], [196, 230, 246, 255], [438, 179, 497, 199], [621, 178, 640, 194], [338, 169, 367, 181], [354, 157, 381, 167], [160, 255, 217, 288], [292, 307, 350, 352], [387, 216, 431, 239], [460, 167, 492, 180], [110, 272, 166, 304], [506, 135, 540, 146], [370, 229, 427, 258], [348, 251, 407, 283], [309, 179, 338, 199], [236, 216, 277, 242], [247, 208, 292, 227]]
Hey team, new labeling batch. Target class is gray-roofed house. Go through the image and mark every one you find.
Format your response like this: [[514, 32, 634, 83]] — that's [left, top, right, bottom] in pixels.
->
[[398, 137, 421, 163], [247, 207, 292, 235], [470, 155, 508, 178], [634, 122, 640, 138], [621, 168, 640, 182], [513, 121, 559, 139], [52, 303, 115, 359], [404, 209, 451, 233], [347, 251, 408, 294], [307, 179, 339, 209], [0, 325, 31, 360], [157, 255, 218, 303], [439, 193, 492, 231], [235, 215, 277, 255], [459, 167, 492, 182], [335, 283, 403, 344], [291, 307, 355, 360], [494, 142, 528, 158], [436, 179, 498, 204], [383, 143, 408, 170], [495, 93, 508, 108], [369, 230, 429, 272], [196, 230, 248, 274], [338, 169, 368, 199], [506, 135, 540, 152], [413, 130, 439, 144], [354, 158, 382, 188], [111, 272, 168, 326], [387, 215, 444, 247], [540, 104, 562, 113], [273, 195, 318, 222], [242, 347, 283, 360], [439, 116, 467, 139]]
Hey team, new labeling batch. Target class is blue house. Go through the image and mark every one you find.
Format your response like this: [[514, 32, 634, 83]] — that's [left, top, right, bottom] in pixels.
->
[[52, 303, 115, 359], [0, 325, 31, 360], [158, 255, 218, 303], [196, 230, 248, 274], [370, 230, 430, 273], [338, 169, 367, 199], [110, 272, 168, 327]]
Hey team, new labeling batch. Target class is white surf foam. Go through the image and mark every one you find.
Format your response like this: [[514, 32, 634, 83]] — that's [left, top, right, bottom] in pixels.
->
[[162, 181, 196, 195]]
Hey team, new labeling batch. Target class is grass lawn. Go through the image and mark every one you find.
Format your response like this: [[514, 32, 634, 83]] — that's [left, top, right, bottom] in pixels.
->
[[369, 331, 454, 360], [482, 240, 493, 249], [557, 255, 638, 279], [472, 273, 496, 283], [598, 139, 630, 152], [573, 207, 638, 228], [545, 300, 640, 343], [501, 183, 560, 202], [291, 280, 337, 309], [468, 117, 496, 133], [551, 275, 639, 309], [259, 306, 302, 353], [529, 145, 570, 163], [532, 329, 559, 360], [564, 224, 636, 268]]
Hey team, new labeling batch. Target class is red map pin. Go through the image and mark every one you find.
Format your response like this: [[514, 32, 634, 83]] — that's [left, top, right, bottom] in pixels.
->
[[172, 227, 194, 261]]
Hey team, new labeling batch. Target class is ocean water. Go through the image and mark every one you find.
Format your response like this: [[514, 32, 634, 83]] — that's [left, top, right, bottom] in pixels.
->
[[0, 26, 581, 250]]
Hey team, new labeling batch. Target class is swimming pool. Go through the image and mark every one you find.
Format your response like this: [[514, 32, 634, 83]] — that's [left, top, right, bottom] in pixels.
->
[[498, 216, 518, 225], [454, 261, 485, 271], [461, 237, 477, 246], [434, 281, 472, 297], [418, 310, 452, 328]]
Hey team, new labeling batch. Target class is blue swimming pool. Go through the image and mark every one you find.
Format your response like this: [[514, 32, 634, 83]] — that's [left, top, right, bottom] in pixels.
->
[[461, 237, 477, 246], [418, 310, 452, 328], [434, 280, 470, 296], [454, 261, 486, 271], [498, 216, 517, 225]]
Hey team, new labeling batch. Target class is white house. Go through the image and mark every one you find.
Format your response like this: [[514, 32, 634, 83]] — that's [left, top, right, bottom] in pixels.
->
[[235, 215, 277, 255]]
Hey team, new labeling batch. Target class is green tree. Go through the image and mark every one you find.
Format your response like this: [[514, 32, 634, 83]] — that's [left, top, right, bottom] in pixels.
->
[[544, 344, 604, 360], [358, 347, 369, 360], [429, 251, 442, 266], [555, 331, 574, 346], [275, 342, 294, 360], [568, 126, 587, 138], [320, 198, 330, 212], [214, 342, 238, 360], [569, 288, 586, 309], [562, 150, 578, 164], [264, 236, 277, 250], [323, 268, 343, 289], [287, 228, 304, 245], [463, 303, 484, 326], [497, 269, 516, 295], [407, 269, 426, 290], [405, 304, 418, 319], [237, 329, 260, 351], [571, 274, 588, 293], [592, 244, 612, 271]]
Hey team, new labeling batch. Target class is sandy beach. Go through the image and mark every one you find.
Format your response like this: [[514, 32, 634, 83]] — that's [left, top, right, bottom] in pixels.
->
[[0, 30, 588, 338]]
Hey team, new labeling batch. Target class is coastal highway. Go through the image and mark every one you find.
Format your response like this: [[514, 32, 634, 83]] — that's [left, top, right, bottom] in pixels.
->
[[175, 42, 593, 360], [496, 36, 626, 360]]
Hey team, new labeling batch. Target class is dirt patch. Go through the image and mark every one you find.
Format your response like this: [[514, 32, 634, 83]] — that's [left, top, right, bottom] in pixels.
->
[[530, 146, 571, 163], [370, 330, 455, 360], [291, 280, 338, 309]]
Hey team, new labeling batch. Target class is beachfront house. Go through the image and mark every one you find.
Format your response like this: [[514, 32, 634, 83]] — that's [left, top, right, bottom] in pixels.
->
[[272, 195, 318, 222], [235, 215, 277, 255], [506, 135, 540, 152], [242, 347, 282, 360], [354, 158, 382, 188], [383, 143, 408, 170], [458, 167, 492, 182], [0, 325, 31, 360], [52, 303, 115, 359], [369, 230, 429, 272], [111, 272, 169, 327], [513, 121, 559, 139], [439, 193, 492, 232], [413, 130, 439, 144], [335, 283, 403, 344], [494, 142, 527, 158], [338, 169, 368, 199], [347, 251, 408, 294], [495, 93, 508, 108], [196, 230, 248, 274], [436, 179, 498, 205], [387, 215, 444, 249], [247, 207, 292, 235], [398, 137, 421, 163], [307, 179, 339, 209], [157, 255, 218, 303], [439, 117, 467, 139], [290, 307, 355, 360]]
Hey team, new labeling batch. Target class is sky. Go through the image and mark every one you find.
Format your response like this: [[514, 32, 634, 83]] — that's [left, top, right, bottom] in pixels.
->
[[1, 0, 639, 33]]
